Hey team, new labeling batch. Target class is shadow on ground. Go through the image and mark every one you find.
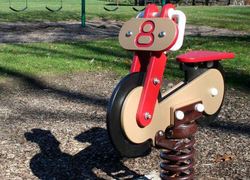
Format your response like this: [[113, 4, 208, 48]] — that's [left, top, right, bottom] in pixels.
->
[[198, 119, 250, 136], [24, 127, 140, 179], [0, 20, 121, 43], [0, 66, 108, 108]]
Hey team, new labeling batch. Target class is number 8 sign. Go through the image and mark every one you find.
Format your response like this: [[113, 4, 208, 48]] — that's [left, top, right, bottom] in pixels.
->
[[136, 20, 155, 48], [119, 18, 178, 52]]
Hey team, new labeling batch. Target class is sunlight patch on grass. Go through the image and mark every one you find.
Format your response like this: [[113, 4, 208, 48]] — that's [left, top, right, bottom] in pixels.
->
[[0, 35, 249, 88]]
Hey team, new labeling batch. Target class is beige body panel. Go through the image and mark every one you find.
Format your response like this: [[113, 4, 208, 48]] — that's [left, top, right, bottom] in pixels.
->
[[119, 18, 177, 51], [121, 69, 224, 145]]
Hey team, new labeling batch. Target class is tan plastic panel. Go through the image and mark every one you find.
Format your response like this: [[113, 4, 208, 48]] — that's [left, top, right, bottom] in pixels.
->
[[119, 18, 177, 51], [121, 69, 224, 145]]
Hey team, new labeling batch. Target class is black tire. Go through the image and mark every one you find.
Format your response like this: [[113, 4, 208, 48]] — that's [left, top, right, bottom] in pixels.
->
[[107, 72, 153, 158], [183, 61, 225, 122]]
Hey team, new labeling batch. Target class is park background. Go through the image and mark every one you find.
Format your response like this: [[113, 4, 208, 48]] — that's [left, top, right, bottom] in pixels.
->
[[0, 0, 249, 179]]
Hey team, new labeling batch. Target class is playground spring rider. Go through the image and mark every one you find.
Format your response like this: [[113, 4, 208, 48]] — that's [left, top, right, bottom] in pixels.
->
[[107, 3, 234, 179]]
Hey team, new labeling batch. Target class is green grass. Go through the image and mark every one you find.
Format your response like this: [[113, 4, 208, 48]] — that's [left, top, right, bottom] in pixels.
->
[[0, 0, 249, 31], [181, 6, 250, 32], [0, 40, 131, 76], [0, 35, 249, 89]]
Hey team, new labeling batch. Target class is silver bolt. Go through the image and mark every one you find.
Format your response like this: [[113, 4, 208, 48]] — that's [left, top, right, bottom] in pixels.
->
[[144, 112, 152, 120], [175, 110, 185, 120], [158, 131, 164, 136], [126, 31, 133, 37], [153, 78, 160, 85], [210, 88, 218, 97], [158, 31, 166, 38], [195, 103, 205, 112], [206, 61, 214, 68]]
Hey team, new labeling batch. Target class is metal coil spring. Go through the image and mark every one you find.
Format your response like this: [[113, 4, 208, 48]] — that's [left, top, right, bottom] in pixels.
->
[[155, 101, 202, 180], [160, 136, 195, 180], [156, 120, 198, 180]]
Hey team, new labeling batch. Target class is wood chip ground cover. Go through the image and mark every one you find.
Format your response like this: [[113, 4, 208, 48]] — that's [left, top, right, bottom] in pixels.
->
[[0, 72, 249, 179]]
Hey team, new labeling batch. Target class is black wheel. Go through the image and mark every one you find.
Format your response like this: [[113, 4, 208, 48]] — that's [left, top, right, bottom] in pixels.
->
[[183, 61, 225, 122], [107, 72, 153, 158]]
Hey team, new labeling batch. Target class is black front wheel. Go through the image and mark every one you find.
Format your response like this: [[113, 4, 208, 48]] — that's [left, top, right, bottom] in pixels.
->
[[106, 72, 153, 158]]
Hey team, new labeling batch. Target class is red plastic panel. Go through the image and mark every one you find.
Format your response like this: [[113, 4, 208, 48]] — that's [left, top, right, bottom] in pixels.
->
[[143, 4, 159, 18], [135, 20, 155, 48], [159, 4, 178, 51], [130, 52, 150, 73], [136, 53, 167, 127], [133, 4, 179, 127], [177, 51, 235, 63], [160, 4, 175, 18]]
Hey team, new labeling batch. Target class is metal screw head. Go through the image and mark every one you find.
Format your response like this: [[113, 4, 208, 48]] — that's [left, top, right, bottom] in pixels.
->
[[158, 31, 166, 38], [153, 78, 160, 85], [144, 112, 152, 120], [158, 131, 164, 136], [126, 31, 133, 37], [195, 103, 205, 112], [210, 88, 218, 97], [175, 110, 185, 120], [206, 61, 214, 68]]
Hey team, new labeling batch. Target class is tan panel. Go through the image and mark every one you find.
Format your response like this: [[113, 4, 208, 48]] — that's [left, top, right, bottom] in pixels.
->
[[121, 87, 163, 145], [121, 69, 224, 145], [143, 24, 153, 33], [119, 18, 177, 51], [161, 81, 184, 97], [138, 36, 152, 44], [159, 69, 224, 115], [170, 98, 201, 125]]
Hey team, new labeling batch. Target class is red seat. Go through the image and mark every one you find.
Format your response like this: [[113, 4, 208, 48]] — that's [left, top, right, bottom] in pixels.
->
[[177, 51, 235, 63]]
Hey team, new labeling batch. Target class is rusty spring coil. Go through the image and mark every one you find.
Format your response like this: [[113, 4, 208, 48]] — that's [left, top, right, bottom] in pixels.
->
[[155, 102, 202, 180]]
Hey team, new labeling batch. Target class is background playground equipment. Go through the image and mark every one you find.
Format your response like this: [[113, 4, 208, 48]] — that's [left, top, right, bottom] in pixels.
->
[[81, 0, 86, 27], [103, 0, 119, 11], [107, 3, 235, 179], [46, 0, 62, 12], [9, 0, 28, 12], [4, 0, 249, 30], [133, 0, 167, 11], [7, 0, 86, 27], [8, 0, 63, 12], [103, 0, 167, 12]]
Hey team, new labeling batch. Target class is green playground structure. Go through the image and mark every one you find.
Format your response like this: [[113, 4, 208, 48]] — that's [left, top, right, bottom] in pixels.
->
[[81, 0, 85, 27]]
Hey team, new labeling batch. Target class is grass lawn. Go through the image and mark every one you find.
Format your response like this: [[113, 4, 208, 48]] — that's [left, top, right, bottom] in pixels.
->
[[0, 35, 249, 89], [0, 0, 250, 31], [0, 1, 249, 88]]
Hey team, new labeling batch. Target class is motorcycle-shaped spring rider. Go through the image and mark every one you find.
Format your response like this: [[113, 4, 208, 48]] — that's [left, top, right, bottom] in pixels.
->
[[107, 3, 234, 179]]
